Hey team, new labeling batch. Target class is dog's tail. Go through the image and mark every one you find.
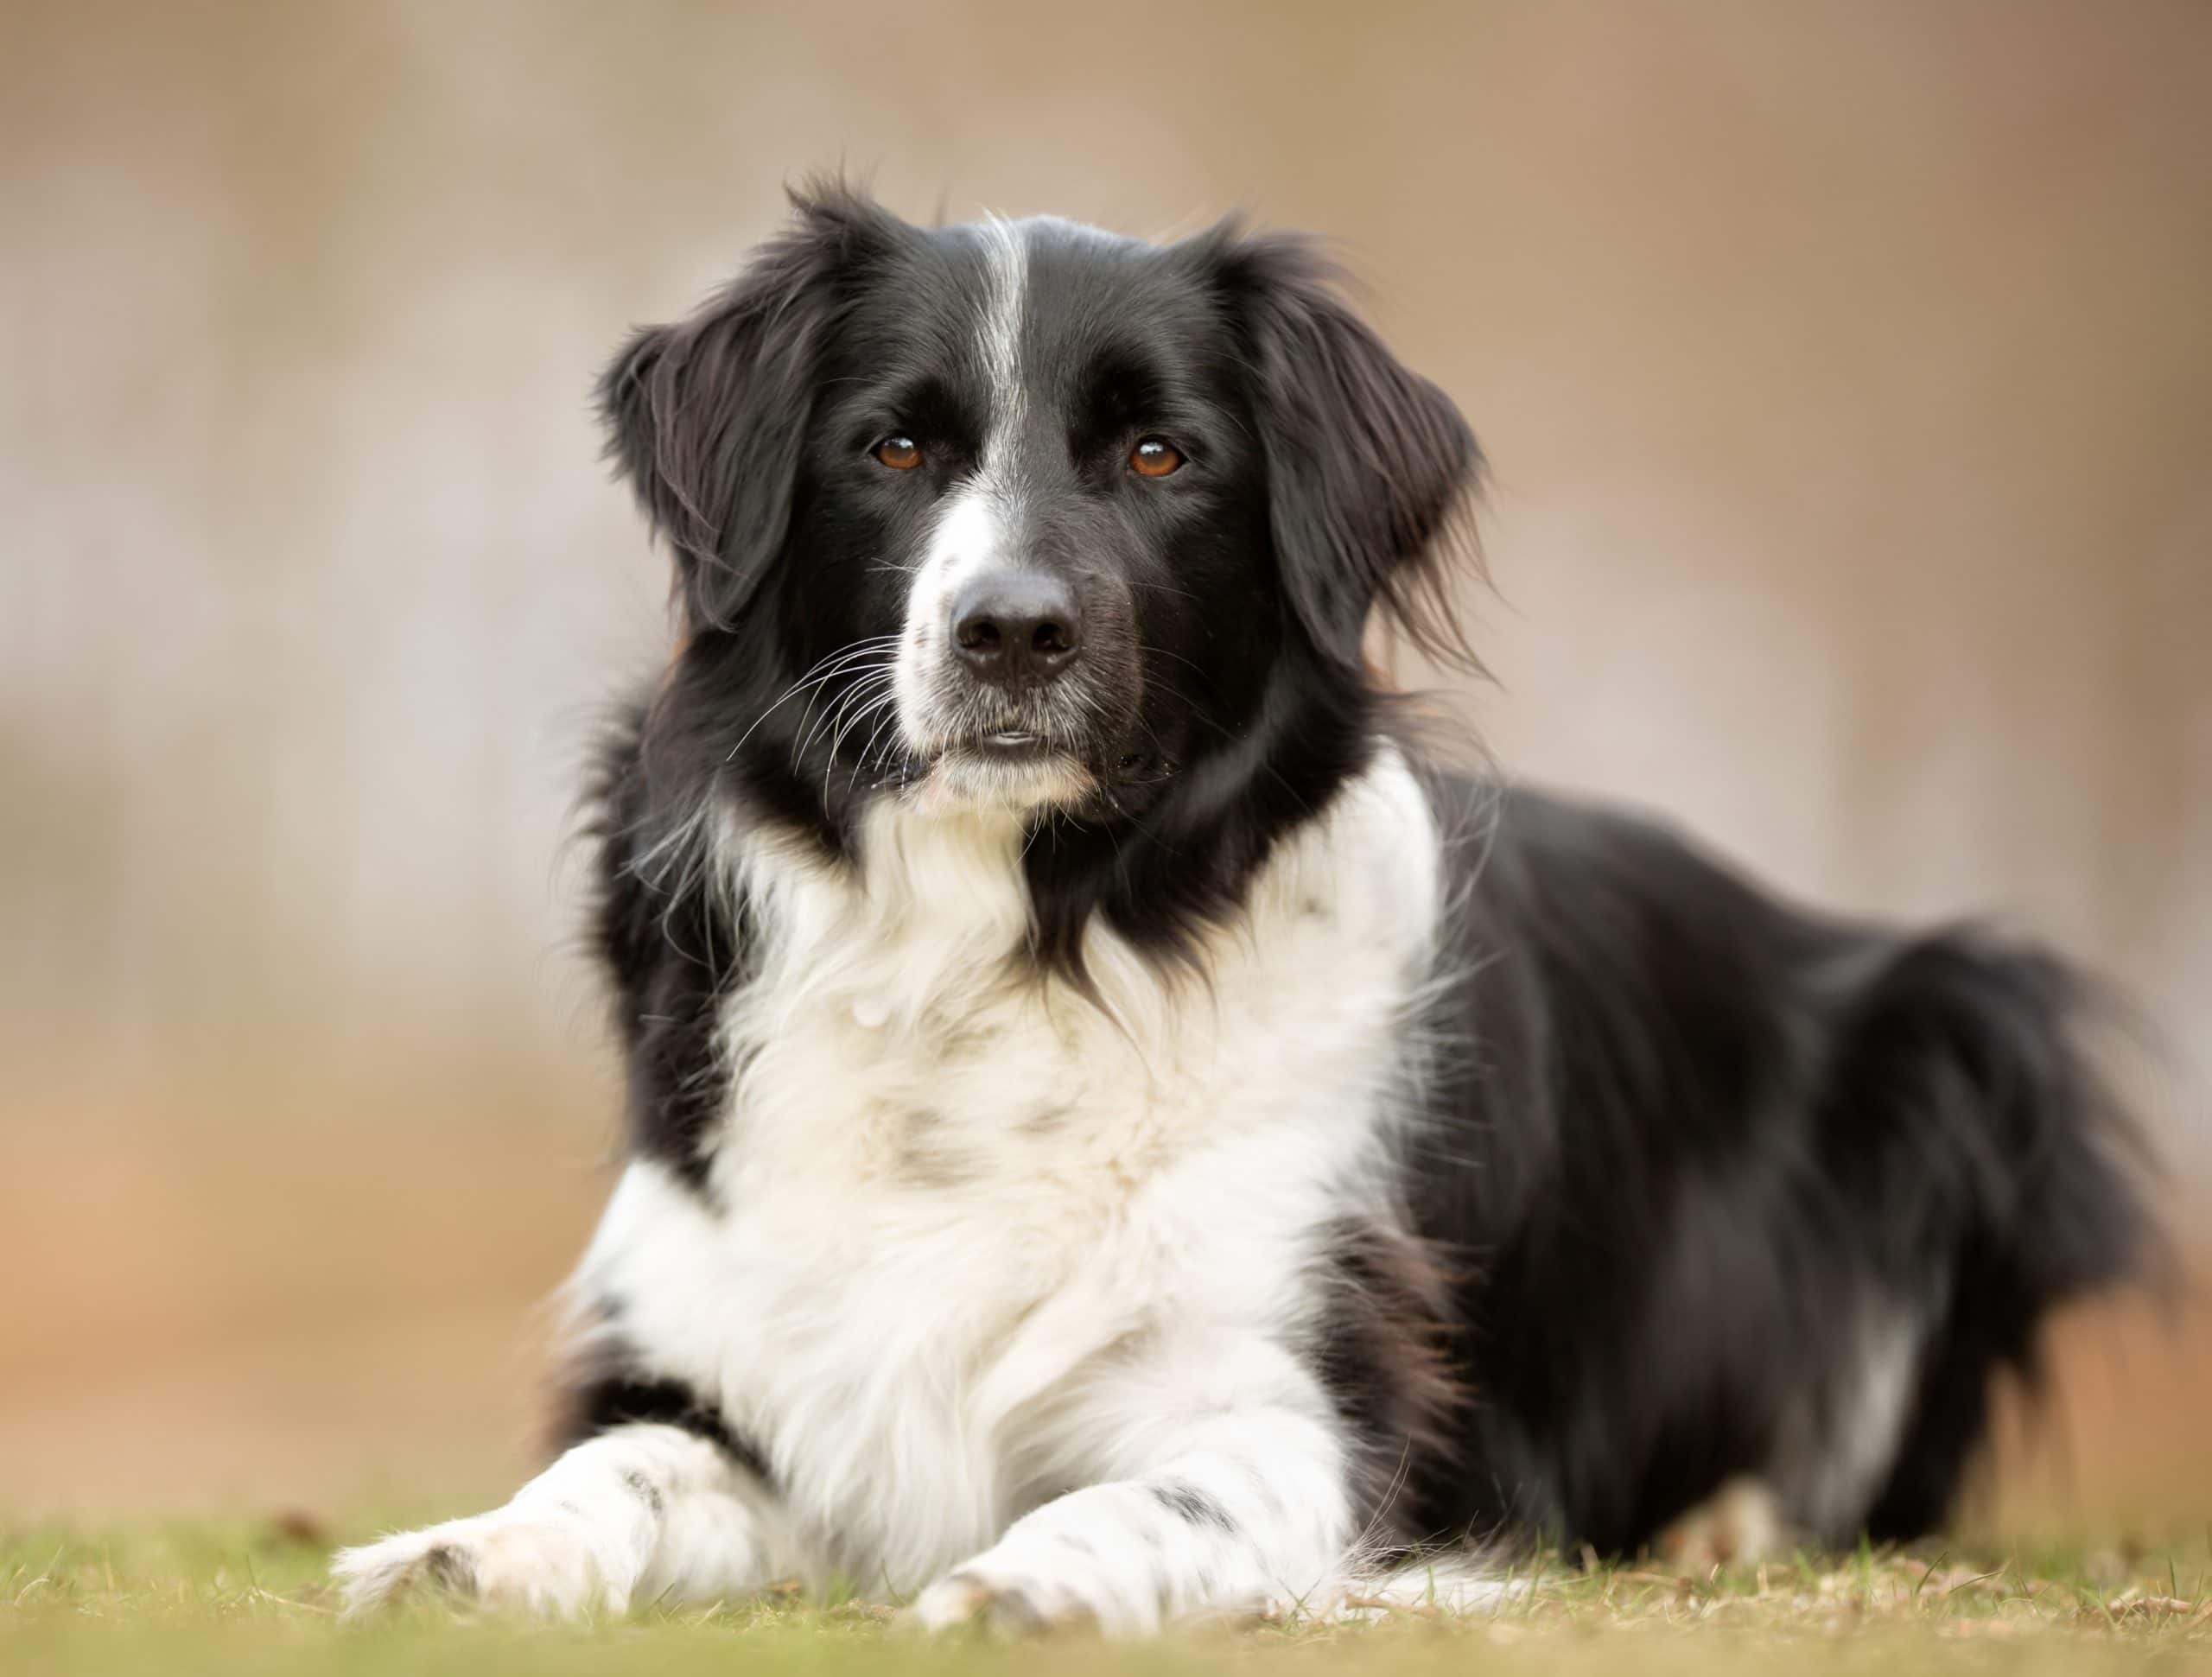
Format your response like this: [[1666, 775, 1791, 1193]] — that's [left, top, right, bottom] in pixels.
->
[[1821, 925, 2160, 1536]]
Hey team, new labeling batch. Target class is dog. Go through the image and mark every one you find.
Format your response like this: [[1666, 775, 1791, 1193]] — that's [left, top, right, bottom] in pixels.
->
[[334, 185, 2150, 1632]]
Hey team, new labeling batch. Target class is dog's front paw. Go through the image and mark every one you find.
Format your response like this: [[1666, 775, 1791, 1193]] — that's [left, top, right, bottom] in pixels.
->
[[334, 1512, 628, 1618], [1653, 1476, 1791, 1573], [905, 1566, 1105, 1636]]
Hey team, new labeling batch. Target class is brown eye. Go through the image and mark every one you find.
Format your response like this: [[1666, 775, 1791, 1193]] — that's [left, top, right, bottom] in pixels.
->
[[1130, 436, 1184, 478], [872, 435, 922, 470]]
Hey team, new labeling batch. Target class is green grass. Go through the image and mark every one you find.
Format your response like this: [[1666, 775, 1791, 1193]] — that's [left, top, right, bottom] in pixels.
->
[[4, 1518, 2210, 1675]]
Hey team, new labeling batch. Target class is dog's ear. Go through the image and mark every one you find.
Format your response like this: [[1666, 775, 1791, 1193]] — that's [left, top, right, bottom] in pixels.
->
[[1197, 226, 1483, 672], [599, 183, 899, 629]]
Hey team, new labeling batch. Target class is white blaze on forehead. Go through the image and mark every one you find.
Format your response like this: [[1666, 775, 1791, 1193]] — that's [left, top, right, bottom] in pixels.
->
[[895, 216, 1032, 748], [975, 213, 1028, 443]]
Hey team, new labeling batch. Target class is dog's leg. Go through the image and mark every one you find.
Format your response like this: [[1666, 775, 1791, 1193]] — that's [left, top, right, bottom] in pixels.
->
[[907, 1377, 1357, 1636], [334, 1422, 801, 1617]]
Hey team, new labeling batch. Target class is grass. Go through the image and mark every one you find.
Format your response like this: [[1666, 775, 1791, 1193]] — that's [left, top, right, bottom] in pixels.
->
[[5, 1517, 2211, 1675]]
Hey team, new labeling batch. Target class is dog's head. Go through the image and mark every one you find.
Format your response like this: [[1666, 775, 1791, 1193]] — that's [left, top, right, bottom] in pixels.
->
[[603, 184, 1477, 868]]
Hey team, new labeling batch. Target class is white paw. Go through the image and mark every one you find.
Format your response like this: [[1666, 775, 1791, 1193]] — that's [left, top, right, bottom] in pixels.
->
[[905, 1531, 1182, 1640], [334, 1511, 630, 1618], [1654, 1476, 1792, 1572], [905, 1566, 1097, 1636]]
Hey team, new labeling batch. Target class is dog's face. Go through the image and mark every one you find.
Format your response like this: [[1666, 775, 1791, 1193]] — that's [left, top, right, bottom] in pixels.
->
[[805, 214, 1274, 816], [601, 187, 1476, 834], [867, 223, 1265, 823]]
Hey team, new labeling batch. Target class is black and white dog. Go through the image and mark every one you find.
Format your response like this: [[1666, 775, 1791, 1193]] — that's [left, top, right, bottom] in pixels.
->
[[336, 187, 2148, 1631]]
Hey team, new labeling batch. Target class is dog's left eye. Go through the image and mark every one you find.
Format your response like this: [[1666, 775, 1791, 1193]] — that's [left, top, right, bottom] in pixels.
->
[[1129, 437, 1185, 478]]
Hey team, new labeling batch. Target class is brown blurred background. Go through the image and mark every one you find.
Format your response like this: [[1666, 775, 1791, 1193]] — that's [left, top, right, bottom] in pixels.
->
[[3, 1, 2207, 1534]]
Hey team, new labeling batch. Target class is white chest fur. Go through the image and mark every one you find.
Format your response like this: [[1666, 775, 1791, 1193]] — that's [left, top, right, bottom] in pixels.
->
[[575, 748, 1442, 1589]]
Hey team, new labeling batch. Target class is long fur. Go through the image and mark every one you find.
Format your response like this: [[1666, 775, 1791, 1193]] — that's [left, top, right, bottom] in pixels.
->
[[335, 184, 2151, 1632]]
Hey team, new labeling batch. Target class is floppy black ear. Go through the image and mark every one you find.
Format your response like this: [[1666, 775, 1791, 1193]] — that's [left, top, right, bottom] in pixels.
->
[[1205, 229, 1483, 670], [598, 185, 898, 629]]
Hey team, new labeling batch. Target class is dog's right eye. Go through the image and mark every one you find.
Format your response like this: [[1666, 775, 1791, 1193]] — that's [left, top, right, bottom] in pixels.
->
[[1129, 436, 1185, 479], [871, 435, 923, 470]]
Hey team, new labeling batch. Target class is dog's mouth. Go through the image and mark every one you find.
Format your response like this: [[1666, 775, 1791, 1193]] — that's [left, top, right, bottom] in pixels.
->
[[893, 733, 1179, 816], [957, 729, 1058, 760], [892, 730, 1087, 814], [884, 691, 1177, 813], [934, 734, 1175, 784]]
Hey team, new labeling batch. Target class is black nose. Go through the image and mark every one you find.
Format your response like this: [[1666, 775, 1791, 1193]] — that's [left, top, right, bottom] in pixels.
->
[[950, 570, 1083, 683]]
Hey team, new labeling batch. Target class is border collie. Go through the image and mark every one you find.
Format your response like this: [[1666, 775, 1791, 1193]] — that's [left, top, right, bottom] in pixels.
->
[[336, 186, 2149, 1631]]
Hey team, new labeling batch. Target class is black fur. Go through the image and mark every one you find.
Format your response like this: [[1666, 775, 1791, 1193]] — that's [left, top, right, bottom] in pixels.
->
[[1363, 781, 2151, 1553], [1307, 1215, 1466, 1528], [588, 709, 754, 1187], [1148, 1482, 1237, 1534], [558, 1369, 772, 1488], [420, 1544, 477, 1597], [579, 185, 2151, 1559], [622, 1469, 666, 1516]]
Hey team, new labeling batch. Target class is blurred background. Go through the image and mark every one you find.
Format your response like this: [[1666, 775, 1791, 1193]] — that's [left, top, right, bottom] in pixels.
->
[[3, 0, 2207, 1534]]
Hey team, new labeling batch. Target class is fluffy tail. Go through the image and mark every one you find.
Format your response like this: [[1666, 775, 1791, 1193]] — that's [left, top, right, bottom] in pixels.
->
[[1824, 925, 2158, 1536]]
